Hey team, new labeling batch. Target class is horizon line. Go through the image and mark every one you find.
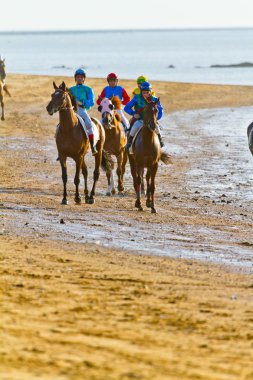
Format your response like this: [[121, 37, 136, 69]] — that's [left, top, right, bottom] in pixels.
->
[[1, 26, 253, 34]]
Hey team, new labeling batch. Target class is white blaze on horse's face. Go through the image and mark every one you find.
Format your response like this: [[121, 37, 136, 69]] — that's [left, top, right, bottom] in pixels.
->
[[100, 98, 114, 115]]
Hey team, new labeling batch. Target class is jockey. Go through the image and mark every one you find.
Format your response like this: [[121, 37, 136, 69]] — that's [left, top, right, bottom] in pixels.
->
[[69, 68, 97, 155], [132, 75, 156, 97], [124, 81, 165, 150], [97, 73, 130, 131]]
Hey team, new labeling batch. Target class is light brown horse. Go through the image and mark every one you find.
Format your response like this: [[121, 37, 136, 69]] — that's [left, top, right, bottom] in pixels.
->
[[98, 96, 128, 195], [130, 99, 172, 213], [46, 81, 112, 205], [0, 57, 11, 121]]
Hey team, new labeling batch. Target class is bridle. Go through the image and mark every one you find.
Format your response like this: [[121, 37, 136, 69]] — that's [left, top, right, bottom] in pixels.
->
[[51, 89, 74, 111]]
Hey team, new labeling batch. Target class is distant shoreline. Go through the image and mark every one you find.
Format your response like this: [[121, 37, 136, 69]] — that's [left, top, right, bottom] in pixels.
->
[[1, 27, 253, 35]]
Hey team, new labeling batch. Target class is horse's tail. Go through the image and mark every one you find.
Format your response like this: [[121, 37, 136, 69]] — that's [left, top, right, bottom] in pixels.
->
[[160, 151, 173, 165], [3, 85, 11, 97], [101, 150, 114, 172]]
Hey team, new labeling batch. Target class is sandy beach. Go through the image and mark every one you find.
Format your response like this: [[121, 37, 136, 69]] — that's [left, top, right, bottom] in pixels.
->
[[1, 74, 253, 380]]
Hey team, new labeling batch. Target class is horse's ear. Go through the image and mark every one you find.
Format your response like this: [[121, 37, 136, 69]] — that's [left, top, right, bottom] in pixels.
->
[[109, 104, 114, 110], [53, 81, 58, 90], [61, 81, 66, 91], [98, 105, 102, 112]]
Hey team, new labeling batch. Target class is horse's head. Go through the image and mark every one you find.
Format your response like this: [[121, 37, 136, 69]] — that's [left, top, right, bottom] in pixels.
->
[[46, 81, 74, 115], [98, 98, 115, 129], [143, 98, 159, 132]]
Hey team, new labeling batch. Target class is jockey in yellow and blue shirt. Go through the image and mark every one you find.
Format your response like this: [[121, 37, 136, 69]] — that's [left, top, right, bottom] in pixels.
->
[[69, 69, 97, 155], [124, 81, 165, 149], [132, 75, 156, 97]]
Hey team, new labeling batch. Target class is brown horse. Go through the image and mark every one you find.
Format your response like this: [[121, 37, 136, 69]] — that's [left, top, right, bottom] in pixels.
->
[[0, 57, 11, 121], [247, 122, 253, 155], [130, 99, 172, 213], [98, 96, 128, 195], [46, 81, 112, 205]]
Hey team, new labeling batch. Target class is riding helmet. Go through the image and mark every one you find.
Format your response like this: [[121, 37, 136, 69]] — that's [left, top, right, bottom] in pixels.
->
[[74, 68, 86, 78], [140, 81, 152, 91], [107, 73, 118, 80]]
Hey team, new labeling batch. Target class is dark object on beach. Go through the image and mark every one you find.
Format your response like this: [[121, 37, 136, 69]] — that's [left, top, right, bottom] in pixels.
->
[[60, 218, 65, 224], [168, 65, 175, 69], [247, 122, 253, 156], [211, 62, 253, 68]]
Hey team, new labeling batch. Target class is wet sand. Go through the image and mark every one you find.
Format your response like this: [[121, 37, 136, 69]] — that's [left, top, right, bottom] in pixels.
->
[[1, 74, 253, 379]]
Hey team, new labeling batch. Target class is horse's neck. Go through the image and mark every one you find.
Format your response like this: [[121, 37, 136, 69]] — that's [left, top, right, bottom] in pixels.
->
[[142, 122, 155, 143], [59, 107, 78, 131]]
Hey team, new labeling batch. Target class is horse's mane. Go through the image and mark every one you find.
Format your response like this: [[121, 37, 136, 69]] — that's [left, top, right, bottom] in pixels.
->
[[111, 96, 121, 110], [67, 89, 78, 111]]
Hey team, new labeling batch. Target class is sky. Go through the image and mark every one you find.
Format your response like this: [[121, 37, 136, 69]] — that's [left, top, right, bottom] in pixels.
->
[[1, 0, 253, 31]]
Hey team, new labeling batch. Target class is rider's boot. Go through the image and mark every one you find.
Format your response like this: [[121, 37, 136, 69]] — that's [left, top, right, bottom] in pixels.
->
[[125, 135, 133, 150], [89, 135, 98, 155]]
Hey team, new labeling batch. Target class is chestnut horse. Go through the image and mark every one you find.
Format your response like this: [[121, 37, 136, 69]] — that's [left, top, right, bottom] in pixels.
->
[[46, 81, 112, 205], [130, 99, 172, 213], [98, 96, 128, 195], [0, 57, 11, 121]]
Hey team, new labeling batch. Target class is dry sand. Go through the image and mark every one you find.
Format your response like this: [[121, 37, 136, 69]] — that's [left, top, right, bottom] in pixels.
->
[[1, 74, 253, 380]]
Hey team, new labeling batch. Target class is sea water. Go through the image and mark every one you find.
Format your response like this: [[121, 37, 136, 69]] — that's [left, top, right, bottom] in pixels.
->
[[1, 28, 253, 84]]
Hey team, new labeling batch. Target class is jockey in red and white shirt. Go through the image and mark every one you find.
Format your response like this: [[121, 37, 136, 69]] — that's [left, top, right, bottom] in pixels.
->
[[97, 73, 130, 131]]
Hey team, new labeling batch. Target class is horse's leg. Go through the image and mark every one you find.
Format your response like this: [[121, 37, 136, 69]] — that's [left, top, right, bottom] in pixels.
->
[[146, 168, 152, 208], [116, 151, 124, 193], [135, 164, 143, 211], [141, 169, 145, 196], [74, 158, 82, 204], [0, 99, 4, 121], [128, 154, 138, 193], [89, 142, 102, 204], [106, 168, 114, 196], [60, 158, 68, 205], [81, 158, 89, 204], [150, 162, 158, 213]]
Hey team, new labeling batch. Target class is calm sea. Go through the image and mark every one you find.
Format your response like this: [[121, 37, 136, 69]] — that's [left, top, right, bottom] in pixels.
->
[[1, 28, 253, 85]]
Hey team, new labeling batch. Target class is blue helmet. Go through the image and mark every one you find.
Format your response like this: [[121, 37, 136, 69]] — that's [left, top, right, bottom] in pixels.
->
[[74, 68, 86, 78], [140, 81, 152, 91]]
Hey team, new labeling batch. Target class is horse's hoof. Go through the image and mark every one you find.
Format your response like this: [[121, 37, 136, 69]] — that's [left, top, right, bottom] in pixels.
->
[[61, 199, 68, 205], [106, 191, 112, 196], [146, 200, 152, 208], [138, 207, 143, 211], [151, 208, 157, 214], [85, 197, 90, 204], [118, 191, 124, 197], [75, 197, 81, 204], [1, 117, 4, 121], [111, 188, 116, 195], [88, 198, 95, 204], [118, 186, 124, 192], [135, 200, 140, 208]]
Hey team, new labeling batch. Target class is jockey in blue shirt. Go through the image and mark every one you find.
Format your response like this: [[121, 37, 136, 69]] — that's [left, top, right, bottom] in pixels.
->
[[69, 68, 97, 155], [124, 81, 165, 150]]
